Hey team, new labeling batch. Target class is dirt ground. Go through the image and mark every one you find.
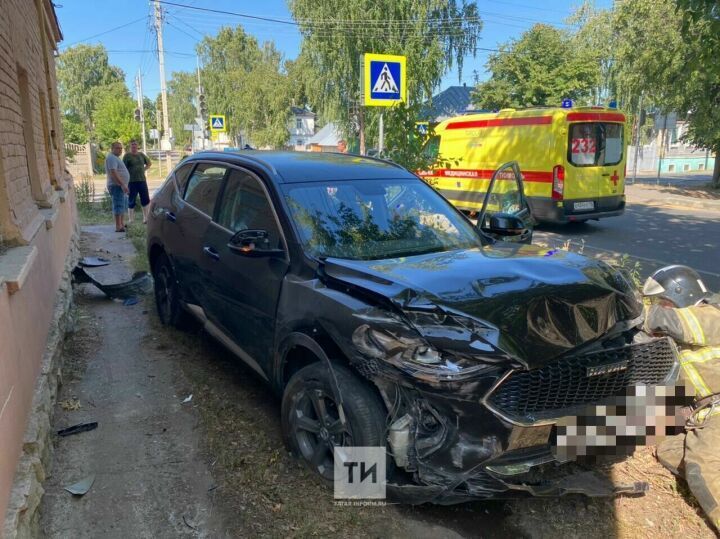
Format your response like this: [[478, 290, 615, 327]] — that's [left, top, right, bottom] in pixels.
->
[[39, 226, 716, 538]]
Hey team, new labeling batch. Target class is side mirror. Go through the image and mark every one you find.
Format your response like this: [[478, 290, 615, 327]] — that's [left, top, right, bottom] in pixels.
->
[[481, 212, 533, 243], [228, 229, 284, 258]]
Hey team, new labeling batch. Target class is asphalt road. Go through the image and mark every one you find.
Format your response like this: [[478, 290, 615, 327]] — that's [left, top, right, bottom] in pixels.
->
[[535, 203, 720, 290]]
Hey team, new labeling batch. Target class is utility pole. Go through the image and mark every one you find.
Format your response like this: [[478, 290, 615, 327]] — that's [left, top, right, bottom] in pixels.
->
[[154, 0, 172, 171], [631, 93, 643, 185], [135, 70, 147, 154], [156, 105, 163, 179]]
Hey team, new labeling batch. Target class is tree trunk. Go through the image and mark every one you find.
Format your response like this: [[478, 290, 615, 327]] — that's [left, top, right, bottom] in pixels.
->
[[713, 152, 720, 189]]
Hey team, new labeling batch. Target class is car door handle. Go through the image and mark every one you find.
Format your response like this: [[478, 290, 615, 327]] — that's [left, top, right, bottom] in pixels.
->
[[203, 246, 220, 261], [166, 211, 176, 222]]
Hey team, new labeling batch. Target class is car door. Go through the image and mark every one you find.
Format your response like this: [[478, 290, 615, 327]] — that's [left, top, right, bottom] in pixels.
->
[[201, 166, 290, 372], [478, 161, 534, 245], [172, 162, 229, 307]]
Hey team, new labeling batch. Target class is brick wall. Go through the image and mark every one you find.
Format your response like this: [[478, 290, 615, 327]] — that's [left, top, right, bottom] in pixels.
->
[[0, 0, 66, 243], [0, 0, 76, 530]]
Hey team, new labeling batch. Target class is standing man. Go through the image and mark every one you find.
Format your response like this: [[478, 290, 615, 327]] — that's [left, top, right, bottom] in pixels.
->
[[122, 140, 152, 224], [106, 141, 130, 232], [337, 140, 348, 153]]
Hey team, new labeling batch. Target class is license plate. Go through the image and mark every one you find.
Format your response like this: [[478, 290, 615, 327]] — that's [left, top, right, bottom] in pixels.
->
[[573, 201, 594, 211]]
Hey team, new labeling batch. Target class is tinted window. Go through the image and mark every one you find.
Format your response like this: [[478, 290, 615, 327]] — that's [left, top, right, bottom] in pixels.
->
[[174, 163, 194, 195], [568, 123, 624, 167], [216, 169, 282, 247], [184, 163, 227, 215]]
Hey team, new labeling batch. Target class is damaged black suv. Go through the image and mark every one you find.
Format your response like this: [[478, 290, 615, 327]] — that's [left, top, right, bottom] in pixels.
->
[[147, 152, 678, 503]]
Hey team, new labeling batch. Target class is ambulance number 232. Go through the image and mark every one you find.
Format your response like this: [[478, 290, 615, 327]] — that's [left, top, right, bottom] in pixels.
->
[[571, 138, 597, 154]]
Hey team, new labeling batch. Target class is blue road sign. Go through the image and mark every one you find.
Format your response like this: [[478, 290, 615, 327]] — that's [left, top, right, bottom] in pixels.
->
[[364, 53, 406, 107]]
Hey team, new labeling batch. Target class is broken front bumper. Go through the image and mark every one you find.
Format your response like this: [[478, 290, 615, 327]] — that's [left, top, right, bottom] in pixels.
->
[[362, 337, 679, 504]]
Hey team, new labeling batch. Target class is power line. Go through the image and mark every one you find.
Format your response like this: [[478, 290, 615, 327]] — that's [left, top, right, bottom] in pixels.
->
[[157, 0, 482, 28], [62, 16, 147, 47]]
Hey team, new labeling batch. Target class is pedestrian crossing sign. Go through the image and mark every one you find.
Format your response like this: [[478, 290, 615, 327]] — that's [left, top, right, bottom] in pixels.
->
[[209, 115, 226, 132], [363, 53, 406, 107]]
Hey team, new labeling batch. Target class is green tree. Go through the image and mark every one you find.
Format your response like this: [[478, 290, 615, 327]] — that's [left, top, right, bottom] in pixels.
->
[[674, 0, 720, 186], [473, 24, 599, 109], [61, 113, 87, 144], [167, 71, 198, 148], [567, 2, 615, 104], [56, 44, 125, 133], [288, 0, 482, 148], [197, 27, 292, 148], [93, 87, 141, 148]]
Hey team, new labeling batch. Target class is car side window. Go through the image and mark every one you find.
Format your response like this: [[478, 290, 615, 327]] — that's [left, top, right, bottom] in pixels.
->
[[173, 163, 195, 196], [183, 163, 228, 216], [216, 169, 282, 248]]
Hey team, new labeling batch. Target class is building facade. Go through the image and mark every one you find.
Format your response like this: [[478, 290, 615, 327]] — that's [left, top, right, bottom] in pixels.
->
[[1, 1, 77, 534], [289, 106, 316, 150]]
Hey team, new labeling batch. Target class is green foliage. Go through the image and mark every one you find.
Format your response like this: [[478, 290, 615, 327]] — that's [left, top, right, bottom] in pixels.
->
[[167, 71, 198, 148], [61, 113, 88, 144], [75, 174, 95, 209], [673, 0, 720, 185], [381, 103, 457, 172], [288, 0, 482, 139], [57, 45, 125, 133], [93, 87, 141, 148], [612, 0, 685, 113], [195, 27, 292, 148], [473, 24, 599, 109]]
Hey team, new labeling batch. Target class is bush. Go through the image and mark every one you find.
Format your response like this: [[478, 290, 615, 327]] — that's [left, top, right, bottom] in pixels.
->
[[76, 174, 95, 209]]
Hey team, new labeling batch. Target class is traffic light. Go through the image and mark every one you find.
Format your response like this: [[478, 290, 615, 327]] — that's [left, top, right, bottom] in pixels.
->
[[134, 108, 141, 122], [198, 94, 208, 119]]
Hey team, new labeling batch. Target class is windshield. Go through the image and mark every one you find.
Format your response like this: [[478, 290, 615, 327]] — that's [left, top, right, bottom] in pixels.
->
[[283, 178, 482, 260]]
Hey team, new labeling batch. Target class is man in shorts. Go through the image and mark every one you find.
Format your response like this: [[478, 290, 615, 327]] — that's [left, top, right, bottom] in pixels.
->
[[105, 141, 130, 232], [122, 140, 152, 224]]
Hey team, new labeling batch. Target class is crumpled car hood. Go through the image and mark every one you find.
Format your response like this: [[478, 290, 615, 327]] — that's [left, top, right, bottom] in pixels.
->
[[321, 244, 643, 367]]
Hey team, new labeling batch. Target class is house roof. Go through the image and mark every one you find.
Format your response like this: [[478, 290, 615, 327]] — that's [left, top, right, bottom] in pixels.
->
[[306, 123, 342, 146], [421, 85, 481, 122], [291, 106, 316, 118]]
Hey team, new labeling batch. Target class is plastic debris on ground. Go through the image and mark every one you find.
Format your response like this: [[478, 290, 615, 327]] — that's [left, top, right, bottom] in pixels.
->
[[64, 475, 96, 496], [79, 256, 111, 267], [57, 422, 98, 437], [72, 266, 153, 299]]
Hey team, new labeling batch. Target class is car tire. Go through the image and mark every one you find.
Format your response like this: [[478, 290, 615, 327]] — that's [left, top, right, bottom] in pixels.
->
[[281, 362, 388, 481], [152, 253, 193, 329]]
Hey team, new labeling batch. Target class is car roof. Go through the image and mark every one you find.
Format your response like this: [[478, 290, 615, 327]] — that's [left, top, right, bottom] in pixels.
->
[[183, 150, 417, 183]]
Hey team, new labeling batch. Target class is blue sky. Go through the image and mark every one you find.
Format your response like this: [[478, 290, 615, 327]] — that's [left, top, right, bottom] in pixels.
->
[[56, 0, 611, 101]]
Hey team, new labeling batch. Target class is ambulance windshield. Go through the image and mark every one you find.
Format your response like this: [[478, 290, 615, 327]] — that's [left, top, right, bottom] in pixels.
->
[[568, 123, 623, 167]]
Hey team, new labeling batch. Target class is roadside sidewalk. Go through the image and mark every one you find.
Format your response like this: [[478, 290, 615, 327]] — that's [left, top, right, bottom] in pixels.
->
[[40, 225, 226, 538], [625, 183, 720, 212]]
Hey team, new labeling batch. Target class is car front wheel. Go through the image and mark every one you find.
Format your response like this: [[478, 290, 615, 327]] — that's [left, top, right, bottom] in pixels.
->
[[281, 362, 387, 481], [152, 253, 191, 328]]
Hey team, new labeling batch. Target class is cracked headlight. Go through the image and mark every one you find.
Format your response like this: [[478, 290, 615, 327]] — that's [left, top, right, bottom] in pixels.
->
[[352, 321, 504, 381]]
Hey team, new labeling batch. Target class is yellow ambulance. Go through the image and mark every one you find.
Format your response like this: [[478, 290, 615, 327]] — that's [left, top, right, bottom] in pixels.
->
[[419, 106, 628, 223]]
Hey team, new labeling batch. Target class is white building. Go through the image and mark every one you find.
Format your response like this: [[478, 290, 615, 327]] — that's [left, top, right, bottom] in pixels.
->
[[289, 107, 316, 150]]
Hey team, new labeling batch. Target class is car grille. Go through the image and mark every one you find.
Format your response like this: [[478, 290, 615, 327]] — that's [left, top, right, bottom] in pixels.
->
[[487, 337, 677, 423]]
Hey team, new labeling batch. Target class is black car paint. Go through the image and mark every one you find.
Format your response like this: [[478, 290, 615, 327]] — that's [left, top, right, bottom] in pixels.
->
[[147, 151, 669, 504]]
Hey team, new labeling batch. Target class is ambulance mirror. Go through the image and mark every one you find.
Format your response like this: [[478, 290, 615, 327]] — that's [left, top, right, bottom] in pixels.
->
[[478, 161, 534, 244]]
